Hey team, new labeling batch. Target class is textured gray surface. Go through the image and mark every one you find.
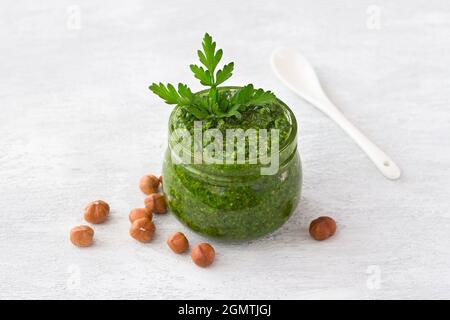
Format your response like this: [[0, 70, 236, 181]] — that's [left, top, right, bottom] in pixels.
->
[[1, 0, 449, 299]]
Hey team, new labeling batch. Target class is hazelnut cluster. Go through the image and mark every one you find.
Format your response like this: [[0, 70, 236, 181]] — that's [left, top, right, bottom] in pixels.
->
[[138, 174, 216, 267], [70, 172, 337, 268], [166, 231, 215, 268], [69, 174, 168, 248], [70, 199, 110, 247], [129, 174, 166, 243]]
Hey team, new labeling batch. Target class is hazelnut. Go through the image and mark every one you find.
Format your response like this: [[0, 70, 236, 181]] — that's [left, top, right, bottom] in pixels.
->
[[144, 193, 167, 214], [70, 225, 94, 247], [84, 200, 110, 224], [167, 232, 189, 254], [129, 218, 155, 243], [191, 243, 215, 268], [139, 174, 160, 195], [309, 216, 337, 241], [129, 208, 152, 223]]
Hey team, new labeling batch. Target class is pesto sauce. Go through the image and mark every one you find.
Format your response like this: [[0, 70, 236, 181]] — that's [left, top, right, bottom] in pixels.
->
[[162, 88, 302, 241], [170, 92, 292, 154]]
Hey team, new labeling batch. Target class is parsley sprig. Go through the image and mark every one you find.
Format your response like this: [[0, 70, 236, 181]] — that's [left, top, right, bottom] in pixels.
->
[[149, 33, 277, 120]]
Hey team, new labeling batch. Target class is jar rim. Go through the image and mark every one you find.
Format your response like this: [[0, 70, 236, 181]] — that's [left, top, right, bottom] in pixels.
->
[[167, 86, 298, 175]]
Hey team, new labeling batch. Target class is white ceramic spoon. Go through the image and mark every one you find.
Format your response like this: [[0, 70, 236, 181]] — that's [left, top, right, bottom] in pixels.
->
[[271, 47, 401, 180]]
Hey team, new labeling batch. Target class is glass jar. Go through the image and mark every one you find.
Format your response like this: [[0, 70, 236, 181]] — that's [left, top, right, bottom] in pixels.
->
[[162, 87, 302, 241]]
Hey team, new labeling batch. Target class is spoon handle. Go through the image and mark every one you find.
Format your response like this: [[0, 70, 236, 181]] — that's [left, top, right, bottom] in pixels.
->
[[315, 97, 401, 180]]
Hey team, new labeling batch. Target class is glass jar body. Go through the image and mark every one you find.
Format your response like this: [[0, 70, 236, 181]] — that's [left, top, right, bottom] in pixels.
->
[[162, 87, 302, 241], [162, 149, 301, 241]]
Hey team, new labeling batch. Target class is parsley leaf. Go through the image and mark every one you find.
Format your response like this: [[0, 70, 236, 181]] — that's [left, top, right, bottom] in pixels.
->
[[189, 64, 213, 86], [149, 83, 192, 106], [191, 33, 230, 87], [233, 84, 277, 107], [247, 88, 277, 106], [215, 62, 234, 86], [149, 33, 278, 120], [227, 84, 277, 115], [200, 33, 222, 73]]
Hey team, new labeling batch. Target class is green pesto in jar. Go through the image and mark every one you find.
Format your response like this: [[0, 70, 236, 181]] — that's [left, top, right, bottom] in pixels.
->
[[162, 87, 302, 241], [170, 89, 292, 151]]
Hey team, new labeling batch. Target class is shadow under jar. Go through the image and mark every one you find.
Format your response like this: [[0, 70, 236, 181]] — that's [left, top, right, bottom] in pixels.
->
[[162, 87, 302, 241]]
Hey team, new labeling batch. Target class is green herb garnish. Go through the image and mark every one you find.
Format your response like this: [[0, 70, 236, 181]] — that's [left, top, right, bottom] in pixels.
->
[[149, 33, 277, 120]]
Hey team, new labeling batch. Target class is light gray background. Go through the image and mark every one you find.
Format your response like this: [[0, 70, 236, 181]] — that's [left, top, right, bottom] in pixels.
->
[[1, 0, 449, 299]]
